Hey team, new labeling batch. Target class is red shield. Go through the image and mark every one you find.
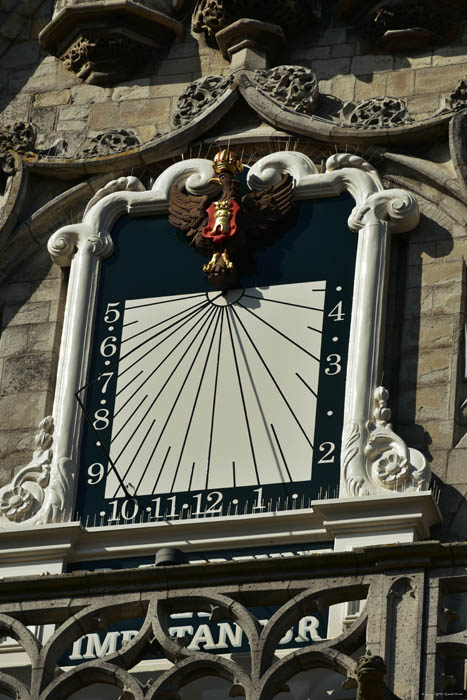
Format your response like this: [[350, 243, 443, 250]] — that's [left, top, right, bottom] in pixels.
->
[[202, 200, 240, 243]]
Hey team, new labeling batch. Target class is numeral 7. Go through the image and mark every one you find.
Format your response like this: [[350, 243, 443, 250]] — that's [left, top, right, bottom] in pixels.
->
[[97, 372, 114, 393]]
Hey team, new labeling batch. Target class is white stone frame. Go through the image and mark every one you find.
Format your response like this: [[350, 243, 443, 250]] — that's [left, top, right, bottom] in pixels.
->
[[0, 152, 433, 533]]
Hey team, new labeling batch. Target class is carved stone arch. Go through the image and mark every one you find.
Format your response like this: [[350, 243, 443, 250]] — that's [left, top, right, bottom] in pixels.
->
[[0, 672, 31, 700], [151, 591, 262, 667], [38, 596, 150, 691], [258, 581, 369, 675], [257, 647, 357, 700], [145, 655, 254, 700], [38, 661, 145, 700]]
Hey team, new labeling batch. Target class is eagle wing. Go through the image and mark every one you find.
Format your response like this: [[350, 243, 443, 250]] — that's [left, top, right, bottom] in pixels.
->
[[168, 184, 211, 241], [240, 174, 294, 238]]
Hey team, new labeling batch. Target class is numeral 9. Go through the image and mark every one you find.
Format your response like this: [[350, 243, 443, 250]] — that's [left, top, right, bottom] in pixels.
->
[[88, 463, 105, 484]]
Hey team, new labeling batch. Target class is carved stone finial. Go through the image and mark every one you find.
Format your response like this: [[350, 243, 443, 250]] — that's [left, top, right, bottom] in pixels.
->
[[356, 653, 386, 700]]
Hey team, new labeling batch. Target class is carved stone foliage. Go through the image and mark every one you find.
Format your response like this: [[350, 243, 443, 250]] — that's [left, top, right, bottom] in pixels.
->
[[39, 0, 184, 86], [172, 75, 235, 128], [61, 32, 155, 85], [363, 3, 451, 50], [252, 65, 319, 115], [192, 0, 322, 42], [78, 129, 141, 158], [343, 97, 414, 129], [366, 387, 430, 493], [447, 78, 467, 111], [334, 0, 463, 51], [0, 121, 35, 176], [0, 417, 54, 523]]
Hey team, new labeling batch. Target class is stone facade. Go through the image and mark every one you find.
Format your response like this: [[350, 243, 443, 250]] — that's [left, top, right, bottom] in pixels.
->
[[1, 0, 467, 697]]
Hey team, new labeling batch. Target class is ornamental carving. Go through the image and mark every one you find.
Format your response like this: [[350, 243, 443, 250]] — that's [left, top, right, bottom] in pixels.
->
[[356, 654, 387, 700], [334, 0, 462, 51], [0, 416, 53, 523], [78, 129, 141, 158], [344, 97, 413, 129], [168, 148, 294, 286], [363, 3, 450, 50], [447, 78, 467, 111], [172, 75, 235, 128], [39, 1, 183, 86], [252, 65, 319, 115], [61, 32, 154, 84], [0, 121, 35, 176], [366, 386, 430, 492], [193, 0, 322, 42]]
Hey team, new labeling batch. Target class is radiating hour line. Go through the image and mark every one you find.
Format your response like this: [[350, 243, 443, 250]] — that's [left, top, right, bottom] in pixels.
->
[[126, 293, 206, 310], [114, 303, 217, 409], [170, 310, 222, 493], [113, 395, 155, 462], [151, 445, 171, 495], [113, 418, 156, 497], [122, 320, 139, 328], [226, 308, 260, 486], [237, 301, 320, 362], [118, 298, 212, 366], [232, 461, 236, 488], [75, 392, 131, 499], [307, 326, 322, 334], [111, 394, 148, 446], [242, 293, 323, 312], [296, 372, 318, 398], [230, 305, 314, 450], [122, 297, 210, 345], [205, 307, 224, 490], [115, 369, 144, 399], [141, 307, 221, 492], [115, 305, 218, 458], [112, 307, 219, 491], [270, 423, 293, 482], [188, 461, 196, 492]]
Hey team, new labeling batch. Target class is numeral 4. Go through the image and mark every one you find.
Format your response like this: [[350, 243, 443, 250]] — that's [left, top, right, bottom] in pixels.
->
[[328, 301, 345, 321]]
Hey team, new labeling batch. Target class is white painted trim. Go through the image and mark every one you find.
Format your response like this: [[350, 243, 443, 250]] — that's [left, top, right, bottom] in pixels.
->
[[0, 151, 434, 532], [0, 492, 440, 571]]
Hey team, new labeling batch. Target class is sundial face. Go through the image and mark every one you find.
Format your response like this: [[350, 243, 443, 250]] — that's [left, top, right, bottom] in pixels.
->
[[76, 193, 356, 526]]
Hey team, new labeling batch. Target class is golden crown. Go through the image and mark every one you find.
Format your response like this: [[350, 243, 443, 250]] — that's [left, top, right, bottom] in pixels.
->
[[212, 149, 243, 176]]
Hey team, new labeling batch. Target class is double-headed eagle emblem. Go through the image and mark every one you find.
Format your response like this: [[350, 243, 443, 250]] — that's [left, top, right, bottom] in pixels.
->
[[168, 149, 294, 288]]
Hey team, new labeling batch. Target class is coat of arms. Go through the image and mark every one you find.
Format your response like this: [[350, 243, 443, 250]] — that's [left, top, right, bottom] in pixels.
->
[[168, 149, 294, 287]]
